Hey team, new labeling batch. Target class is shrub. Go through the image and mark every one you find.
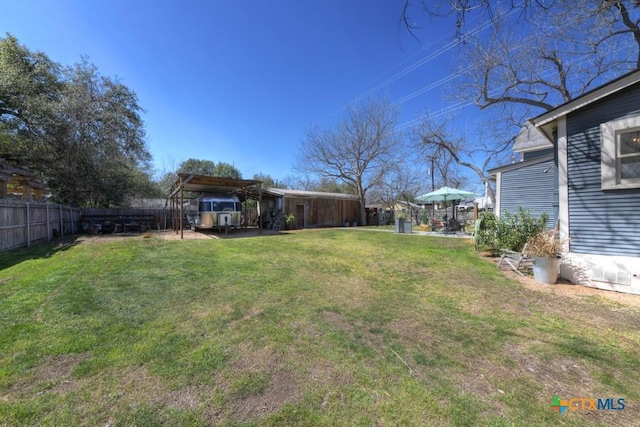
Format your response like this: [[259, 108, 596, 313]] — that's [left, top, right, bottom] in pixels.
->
[[497, 207, 548, 252], [421, 211, 430, 225], [475, 211, 498, 251], [475, 208, 548, 252]]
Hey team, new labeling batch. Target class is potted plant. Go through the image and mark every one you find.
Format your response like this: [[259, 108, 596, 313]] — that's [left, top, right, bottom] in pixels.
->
[[526, 230, 564, 284], [283, 213, 296, 230]]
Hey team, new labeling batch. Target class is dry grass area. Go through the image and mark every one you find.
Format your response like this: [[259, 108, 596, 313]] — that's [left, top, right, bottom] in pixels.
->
[[493, 256, 640, 308], [76, 227, 281, 242], [1, 229, 639, 426]]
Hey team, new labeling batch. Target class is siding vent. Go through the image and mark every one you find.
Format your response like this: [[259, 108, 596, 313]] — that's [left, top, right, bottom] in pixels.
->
[[591, 267, 632, 286]]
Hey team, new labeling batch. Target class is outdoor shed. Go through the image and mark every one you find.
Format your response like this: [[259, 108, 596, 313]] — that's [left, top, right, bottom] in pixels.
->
[[259, 188, 360, 229], [0, 158, 47, 201]]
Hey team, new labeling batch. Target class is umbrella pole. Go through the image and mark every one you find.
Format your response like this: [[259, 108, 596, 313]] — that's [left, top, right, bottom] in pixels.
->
[[432, 202, 435, 223], [452, 197, 455, 221], [444, 196, 448, 221]]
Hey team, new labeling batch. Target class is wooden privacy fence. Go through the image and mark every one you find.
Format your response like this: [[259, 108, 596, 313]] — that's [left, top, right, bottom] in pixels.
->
[[0, 201, 81, 251]]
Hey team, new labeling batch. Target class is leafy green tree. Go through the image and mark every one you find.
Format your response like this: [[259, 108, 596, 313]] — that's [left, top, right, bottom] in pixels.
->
[[47, 59, 151, 206], [253, 172, 279, 188], [211, 161, 242, 179], [156, 171, 177, 197], [177, 158, 216, 175], [1, 35, 154, 207], [177, 158, 242, 179], [0, 34, 62, 165]]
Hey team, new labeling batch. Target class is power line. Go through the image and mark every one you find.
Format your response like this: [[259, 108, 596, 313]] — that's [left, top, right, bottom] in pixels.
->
[[355, 15, 501, 102], [393, 66, 472, 106], [397, 41, 630, 132]]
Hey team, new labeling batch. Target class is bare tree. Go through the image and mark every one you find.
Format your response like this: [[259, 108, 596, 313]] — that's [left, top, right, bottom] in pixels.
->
[[413, 116, 497, 202], [281, 173, 315, 191], [403, 1, 639, 110], [368, 162, 424, 207], [297, 98, 401, 225], [404, 1, 640, 66], [404, 1, 640, 203], [460, 3, 637, 110]]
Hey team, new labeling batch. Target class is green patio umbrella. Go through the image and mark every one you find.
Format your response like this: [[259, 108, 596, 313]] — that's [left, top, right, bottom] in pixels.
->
[[415, 186, 476, 220]]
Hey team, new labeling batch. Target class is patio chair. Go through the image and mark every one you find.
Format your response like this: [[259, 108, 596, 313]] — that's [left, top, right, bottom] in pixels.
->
[[431, 218, 444, 231], [497, 243, 532, 276]]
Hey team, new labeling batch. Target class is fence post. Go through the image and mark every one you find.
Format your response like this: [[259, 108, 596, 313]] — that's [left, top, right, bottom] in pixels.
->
[[26, 202, 31, 247], [59, 204, 63, 236], [46, 203, 50, 241]]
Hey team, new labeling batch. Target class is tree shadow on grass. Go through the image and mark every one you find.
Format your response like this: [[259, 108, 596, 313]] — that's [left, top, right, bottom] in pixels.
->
[[0, 235, 81, 271]]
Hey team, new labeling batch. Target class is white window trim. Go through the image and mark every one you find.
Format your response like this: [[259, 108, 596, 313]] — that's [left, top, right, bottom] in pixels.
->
[[601, 116, 640, 190]]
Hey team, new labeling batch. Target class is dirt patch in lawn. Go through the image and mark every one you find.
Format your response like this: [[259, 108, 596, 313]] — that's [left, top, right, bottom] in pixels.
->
[[219, 343, 300, 423], [75, 228, 282, 243], [457, 341, 639, 426], [490, 255, 640, 309], [3, 352, 91, 400]]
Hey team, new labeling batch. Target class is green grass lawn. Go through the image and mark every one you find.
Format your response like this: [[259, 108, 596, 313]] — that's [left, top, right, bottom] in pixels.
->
[[1, 230, 638, 426]]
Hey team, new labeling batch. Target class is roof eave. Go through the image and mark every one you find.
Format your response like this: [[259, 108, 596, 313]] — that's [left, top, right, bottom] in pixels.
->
[[531, 69, 640, 139], [488, 153, 554, 175]]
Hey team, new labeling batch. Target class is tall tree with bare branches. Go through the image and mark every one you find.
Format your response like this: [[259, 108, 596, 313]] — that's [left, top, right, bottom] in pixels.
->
[[297, 98, 401, 225], [403, 0, 640, 201]]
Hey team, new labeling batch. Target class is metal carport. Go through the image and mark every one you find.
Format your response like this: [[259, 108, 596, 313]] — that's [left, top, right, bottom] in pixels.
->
[[168, 174, 263, 239]]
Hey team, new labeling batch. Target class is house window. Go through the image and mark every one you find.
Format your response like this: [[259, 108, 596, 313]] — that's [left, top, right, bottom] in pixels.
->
[[618, 130, 640, 182], [601, 116, 640, 189]]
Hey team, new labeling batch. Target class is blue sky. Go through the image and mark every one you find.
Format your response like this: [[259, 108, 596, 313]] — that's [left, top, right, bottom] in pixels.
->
[[1, 0, 479, 184]]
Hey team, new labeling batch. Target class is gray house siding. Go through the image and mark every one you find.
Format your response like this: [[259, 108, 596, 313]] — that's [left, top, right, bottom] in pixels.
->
[[500, 159, 557, 228], [523, 148, 553, 161], [566, 85, 640, 257]]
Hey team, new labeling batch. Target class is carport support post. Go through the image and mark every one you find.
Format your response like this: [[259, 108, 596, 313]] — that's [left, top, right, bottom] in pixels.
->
[[243, 187, 249, 231], [173, 193, 178, 235], [179, 176, 184, 240], [259, 187, 262, 234]]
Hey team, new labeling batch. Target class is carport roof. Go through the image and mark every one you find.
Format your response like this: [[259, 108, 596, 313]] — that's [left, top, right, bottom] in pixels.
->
[[169, 174, 262, 198], [263, 188, 359, 200]]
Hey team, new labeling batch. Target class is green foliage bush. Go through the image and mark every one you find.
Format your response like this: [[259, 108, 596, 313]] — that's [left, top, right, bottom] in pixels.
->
[[475, 207, 548, 252], [475, 211, 498, 251], [421, 211, 430, 225]]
